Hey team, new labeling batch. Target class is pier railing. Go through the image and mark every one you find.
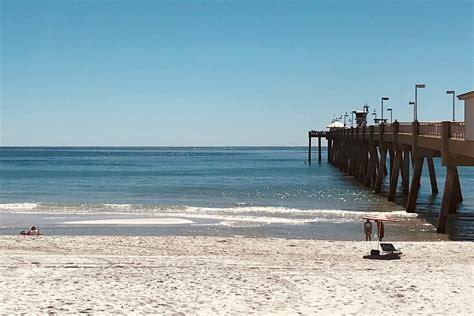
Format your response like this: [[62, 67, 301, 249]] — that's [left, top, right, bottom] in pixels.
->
[[451, 122, 465, 139], [419, 122, 442, 138], [332, 121, 466, 140], [325, 120, 473, 165], [398, 123, 412, 134]]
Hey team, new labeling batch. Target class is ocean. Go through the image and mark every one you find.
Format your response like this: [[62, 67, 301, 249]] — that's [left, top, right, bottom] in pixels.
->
[[0, 147, 473, 240]]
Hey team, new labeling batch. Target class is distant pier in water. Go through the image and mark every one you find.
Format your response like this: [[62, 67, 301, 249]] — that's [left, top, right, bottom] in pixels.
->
[[307, 91, 474, 234]]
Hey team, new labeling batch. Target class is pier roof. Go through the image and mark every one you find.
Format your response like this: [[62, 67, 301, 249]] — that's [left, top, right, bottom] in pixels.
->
[[457, 91, 474, 100]]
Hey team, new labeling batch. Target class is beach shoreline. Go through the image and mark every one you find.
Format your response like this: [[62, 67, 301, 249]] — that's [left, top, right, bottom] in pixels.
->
[[0, 207, 450, 241], [1, 235, 472, 314]]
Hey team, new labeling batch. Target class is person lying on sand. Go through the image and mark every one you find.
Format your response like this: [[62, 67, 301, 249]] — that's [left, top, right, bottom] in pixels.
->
[[20, 226, 42, 236]]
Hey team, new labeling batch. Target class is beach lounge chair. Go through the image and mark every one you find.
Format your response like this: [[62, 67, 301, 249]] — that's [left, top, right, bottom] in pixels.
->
[[380, 243, 401, 255], [363, 243, 402, 260]]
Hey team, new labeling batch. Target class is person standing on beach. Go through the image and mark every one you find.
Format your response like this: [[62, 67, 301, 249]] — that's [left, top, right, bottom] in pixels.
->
[[364, 220, 372, 241], [377, 221, 385, 241]]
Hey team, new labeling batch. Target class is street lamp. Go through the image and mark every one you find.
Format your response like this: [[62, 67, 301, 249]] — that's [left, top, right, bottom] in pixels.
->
[[414, 83, 425, 121], [446, 90, 455, 121], [409, 101, 415, 121], [381, 97, 389, 121], [344, 112, 348, 127], [387, 108, 393, 123]]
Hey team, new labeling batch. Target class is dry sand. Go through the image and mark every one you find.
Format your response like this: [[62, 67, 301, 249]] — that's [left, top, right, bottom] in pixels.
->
[[0, 236, 473, 315]]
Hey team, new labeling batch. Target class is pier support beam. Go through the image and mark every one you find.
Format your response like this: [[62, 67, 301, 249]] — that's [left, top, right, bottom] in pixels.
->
[[375, 147, 387, 193], [318, 136, 322, 163], [406, 156, 424, 213], [454, 168, 463, 203], [389, 148, 394, 177], [374, 124, 386, 193], [450, 168, 463, 214], [427, 155, 438, 195], [401, 150, 410, 194], [372, 151, 379, 189], [365, 127, 376, 187], [388, 121, 400, 202], [358, 145, 368, 182], [437, 166, 456, 233], [327, 139, 332, 162], [308, 134, 312, 164], [388, 149, 402, 201]]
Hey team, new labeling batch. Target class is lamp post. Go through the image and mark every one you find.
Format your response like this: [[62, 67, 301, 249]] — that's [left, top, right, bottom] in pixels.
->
[[372, 109, 377, 123], [344, 112, 348, 127], [414, 84, 425, 121], [446, 90, 455, 121], [409, 101, 415, 121], [387, 108, 393, 123], [381, 97, 389, 122]]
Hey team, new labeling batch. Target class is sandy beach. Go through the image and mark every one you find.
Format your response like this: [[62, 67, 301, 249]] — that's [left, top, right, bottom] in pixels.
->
[[1, 235, 473, 315]]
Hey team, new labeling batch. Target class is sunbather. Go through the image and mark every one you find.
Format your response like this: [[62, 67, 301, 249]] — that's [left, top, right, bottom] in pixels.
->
[[20, 226, 41, 236]]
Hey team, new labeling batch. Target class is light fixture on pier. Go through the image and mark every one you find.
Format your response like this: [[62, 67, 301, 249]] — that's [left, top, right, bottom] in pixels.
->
[[381, 97, 389, 122], [372, 109, 377, 123], [351, 110, 357, 127], [344, 112, 349, 127], [414, 84, 425, 121], [387, 108, 393, 123], [446, 90, 455, 121]]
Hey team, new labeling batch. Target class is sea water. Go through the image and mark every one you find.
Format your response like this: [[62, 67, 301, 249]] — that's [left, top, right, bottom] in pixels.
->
[[0, 147, 472, 240]]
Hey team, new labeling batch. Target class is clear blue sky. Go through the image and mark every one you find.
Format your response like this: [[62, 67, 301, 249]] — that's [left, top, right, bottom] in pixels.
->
[[1, 0, 472, 146]]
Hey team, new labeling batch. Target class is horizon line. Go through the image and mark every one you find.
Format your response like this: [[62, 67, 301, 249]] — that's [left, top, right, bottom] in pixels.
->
[[0, 145, 328, 148]]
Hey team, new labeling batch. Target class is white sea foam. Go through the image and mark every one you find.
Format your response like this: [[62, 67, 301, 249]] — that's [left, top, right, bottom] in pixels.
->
[[179, 206, 418, 219], [161, 212, 327, 226], [103, 204, 133, 209], [63, 218, 194, 225], [0, 203, 39, 211], [0, 202, 418, 225]]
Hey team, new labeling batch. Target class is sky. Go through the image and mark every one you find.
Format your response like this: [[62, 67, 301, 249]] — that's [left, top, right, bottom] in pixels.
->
[[1, 0, 473, 146]]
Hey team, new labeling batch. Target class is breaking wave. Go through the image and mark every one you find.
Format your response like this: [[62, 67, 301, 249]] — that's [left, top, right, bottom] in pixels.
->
[[0, 202, 418, 226]]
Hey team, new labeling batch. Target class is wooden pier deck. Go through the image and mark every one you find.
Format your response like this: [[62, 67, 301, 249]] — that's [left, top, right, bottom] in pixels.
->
[[308, 121, 474, 233]]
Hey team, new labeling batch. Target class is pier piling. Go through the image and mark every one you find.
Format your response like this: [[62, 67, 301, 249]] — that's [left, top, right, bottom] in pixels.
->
[[308, 134, 312, 164]]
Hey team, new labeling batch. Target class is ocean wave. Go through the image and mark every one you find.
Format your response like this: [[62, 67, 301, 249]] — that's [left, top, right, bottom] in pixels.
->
[[182, 206, 418, 219], [0, 202, 418, 226], [0, 203, 39, 210]]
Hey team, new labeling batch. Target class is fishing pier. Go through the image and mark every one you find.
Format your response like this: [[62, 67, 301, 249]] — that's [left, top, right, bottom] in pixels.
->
[[307, 91, 474, 233]]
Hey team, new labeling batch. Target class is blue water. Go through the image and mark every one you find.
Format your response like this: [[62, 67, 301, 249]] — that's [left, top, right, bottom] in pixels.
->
[[0, 147, 472, 240]]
